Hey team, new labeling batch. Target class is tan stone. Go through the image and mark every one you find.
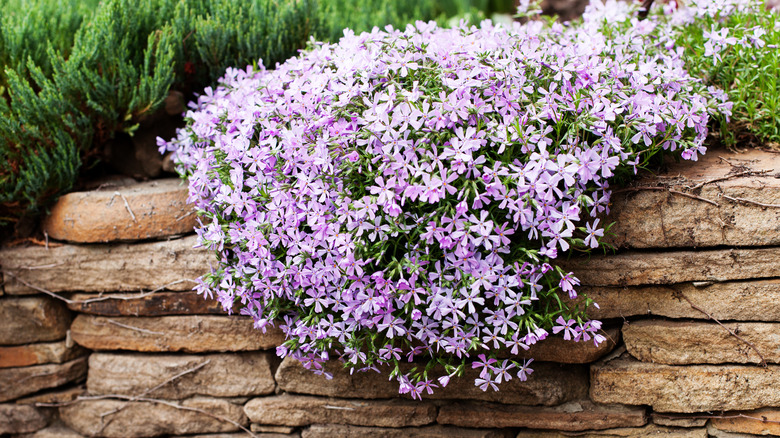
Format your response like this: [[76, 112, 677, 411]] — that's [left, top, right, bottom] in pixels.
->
[[651, 413, 708, 428], [67, 291, 227, 316], [244, 394, 436, 427], [173, 434, 297, 438], [710, 408, 780, 436], [606, 147, 780, 249], [88, 352, 275, 399], [302, 424, 512, 438], [437, 399, 646, 430], [511, 328, 620, 363], [582, 280, 780, 322], [250, 424, 298, 434], [0, 235, 211, 294], [706, 423, 758, 438], [25, 421, 86, 438], [0, 403, 51, 434], [16, 384, 85, 405], [590, 356, 780, 413], [71, 315, 284, 352], [623, 320, 780, 365], [275, 357, 587, 405], [59, 396, 247, 437], [0, 340, 87, 368], [559, 247, 780, 287], [0, 297, 71, 345], [515, 424, 708, 437], [0, 357, 87, 402], [41, 178, 197, 243]]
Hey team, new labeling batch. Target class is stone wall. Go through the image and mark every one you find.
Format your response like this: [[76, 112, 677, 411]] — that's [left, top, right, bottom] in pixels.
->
[[1, 147, 780, 438]]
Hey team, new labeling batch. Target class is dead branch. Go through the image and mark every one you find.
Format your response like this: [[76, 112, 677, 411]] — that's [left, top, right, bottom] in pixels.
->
[[112, 191, 137, 222], [613, 186, 720, 206], [722, 194, 780, 209], [689, 169, 772, 190], [655, 412, 780, 425]]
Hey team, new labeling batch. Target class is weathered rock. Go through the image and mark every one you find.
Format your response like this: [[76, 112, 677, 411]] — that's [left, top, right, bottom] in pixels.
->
[[511, 328, 619, 363], [173, 434, 296, 438], [71, 315, 284, 352], [244, 394, 436, 427], [60, 396, 247, 437], [276, 357, 587, 405], [0, 235, 211, 294], [0, 357, 87, 402], [16, 384, 85, 405], [606, 147, 780, 249], [560, 247, 780, 287], [250, 424, 298, 434], [710, 408, 780, 436], [88, 352, 275, 399], [0, 340, 87, 368], [302, 424, 512, 438], [590, 356, 780, 413], [623, 320, 780, 365], [0, 297, 71, 345], [41, 178, 196, 243], [0, 403, 50, 434], [651, 413, 708, 428], [67, 291, 226, 316], [437, 399, 646, 430], [583, 280, 780, 322], [24, 420, 86, 438], [514, 424, 708, 437]]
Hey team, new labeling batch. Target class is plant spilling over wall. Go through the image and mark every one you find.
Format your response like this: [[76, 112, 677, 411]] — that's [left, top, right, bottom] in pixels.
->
[[0, 0, 490, 230], [163, 0, 765, 397]]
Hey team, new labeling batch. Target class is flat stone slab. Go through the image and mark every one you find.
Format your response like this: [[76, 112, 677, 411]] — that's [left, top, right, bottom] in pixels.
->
[[275, 357, 587, 406], [510, 328, 619, 364], [0, 235, 211, 294], [59, 396, 246, 437], [0, 340, 87, 368], [302, 424, 512, 438], [437, 399, 646, 430], [623, 320, 780, 365], [710, 408, 780, 436], [16, 384, 85, 405], [88, 352, 275, 399], [23, 421, 86, 438], [651, 413, 708, 428], [67, 291, 226, 316], [71, 314, 284, 352], [0, 296, 71, 345], [244, 394, 436, 427], [41, 178, 197, 243], [583, 280, 780, 322], [590, 356, 780, 413], [515, 424, 708, 437], [0, 357, 87, 402], [606, 147, 780, 249], [0, 403, 51, 435], [560, 247, 780, 287]]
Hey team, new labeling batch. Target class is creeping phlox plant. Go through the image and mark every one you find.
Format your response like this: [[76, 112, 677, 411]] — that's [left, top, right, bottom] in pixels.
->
[[163, 0, 731, 397]]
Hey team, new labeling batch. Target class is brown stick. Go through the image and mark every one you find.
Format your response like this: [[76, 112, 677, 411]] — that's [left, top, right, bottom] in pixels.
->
[[613, 186, 720, 206], [722, 194, 780, 209], [689, 169, 771, 190], [655, 412, 780, 425]]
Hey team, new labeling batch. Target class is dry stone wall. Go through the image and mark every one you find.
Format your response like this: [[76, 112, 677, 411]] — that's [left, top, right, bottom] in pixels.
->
[[1, 148, 780, 437]]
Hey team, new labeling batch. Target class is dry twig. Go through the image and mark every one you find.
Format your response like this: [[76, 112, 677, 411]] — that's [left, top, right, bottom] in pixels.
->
[[721, 194, 780, 209]]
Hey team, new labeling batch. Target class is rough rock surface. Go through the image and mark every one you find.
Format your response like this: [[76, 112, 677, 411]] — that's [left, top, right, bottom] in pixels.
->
[[301, 424, 512, 438], [623, 320, 780, 364], [244, 394, 437, 427], [41, 178, 196, 243], [437, 399, 646, 430], [0, 357, 87, 402], [514, 328, 620, 363], [583, 280, 780, 322], [0, 403, 51, 434], [16, 385, 85, 405], [0, 340, 87, 368], [590, 356, 780, 412], [651, 413, 708, 428], [59, 397, 247, 437], [0, 235, 211, 294], [70, 315, 284, 352], [67, 291, 226, 316], [23, 420, 86, 438], [275, 357, 587, 405], [0, 296, 71, 345], [709, 408, 780, 436], [515, 424, 708, 437], [88, 352, 276, 399]]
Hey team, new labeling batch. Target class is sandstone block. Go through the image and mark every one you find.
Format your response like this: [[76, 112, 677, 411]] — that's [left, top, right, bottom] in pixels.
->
[[0, 235, 211, 294], [0, 340, 87, 368], [244, 394, 436, 427], [41, 178, 197, 243], [16, 384, 85, 405], [0, 357, 87, 402], [71, 315, 284, 352], [710, 408, 780, 436], [515, 424, 708, 437], [583, 280, 780, 322], [0, 297, 71, 345], [651, 413, 708, 428], [623, 320, 780, 365], [67, 291, 226, 316], [560, 247, 780, 287], [302, 424, 512, 438], [24, 421, 86, 438], [60, 396, 246, 437], [513, 328, 619, 363], [275, 357, 587, 405], [437, 399, 646, 430], [0, 403, 50, 435], [88, 352, 275, 399], [251, 424, 298, 434], [590, 356, 780, 413]]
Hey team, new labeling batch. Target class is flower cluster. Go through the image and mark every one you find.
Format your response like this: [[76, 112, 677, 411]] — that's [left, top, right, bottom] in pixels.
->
[[163, 0, 725, 397]]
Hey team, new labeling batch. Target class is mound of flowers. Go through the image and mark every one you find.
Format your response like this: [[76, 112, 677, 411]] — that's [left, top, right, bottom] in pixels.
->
[[162, 0, 734, 397]]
